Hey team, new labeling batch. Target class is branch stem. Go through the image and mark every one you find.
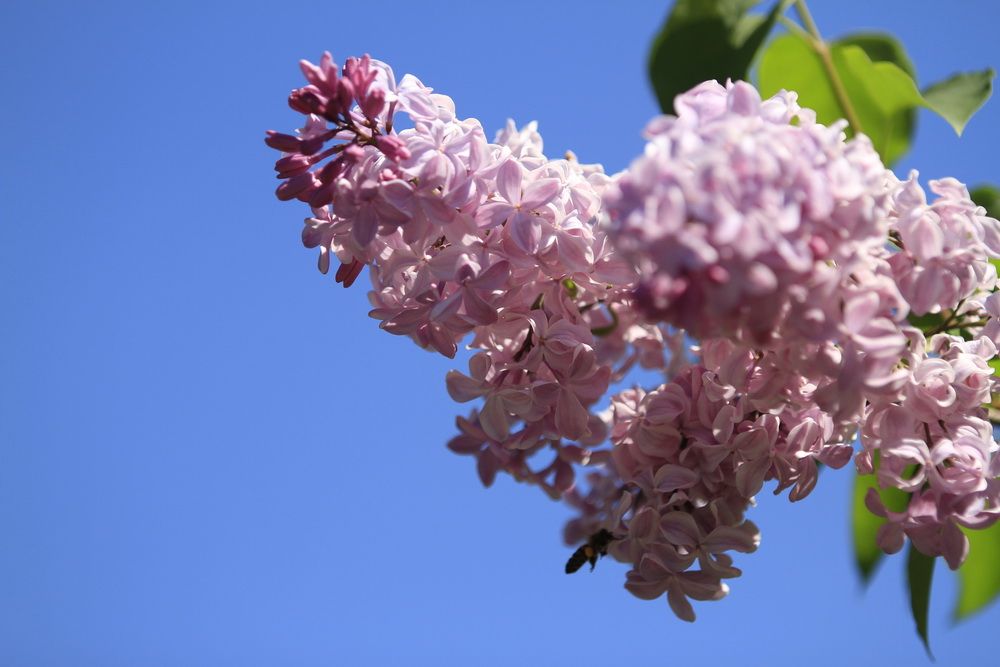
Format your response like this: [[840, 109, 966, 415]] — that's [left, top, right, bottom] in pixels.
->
[[792, 0, 864, 135]]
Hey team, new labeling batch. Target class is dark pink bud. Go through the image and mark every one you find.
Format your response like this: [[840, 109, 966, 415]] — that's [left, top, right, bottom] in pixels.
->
[[809, 236, 830, 259], [308, 181, 337, 208], [360, 87, 386, 119], [346, 55, 376, 93], [294, 187, 316, 203], [274, 154, 312, 179], [342, 56, 358, 77], [300, 52, 340, 96], [299, 137, 324, 156], [374, 134, 410, 162], [275, 173, 316, 201], [288, 86, 327, 115], [299, 59, 325, 87], [317, 157, 345, 184], [264, 130, 304, 153], [336, 78, 355, 115], [342, 144, 365, 163], [335, 258, 364, 288]]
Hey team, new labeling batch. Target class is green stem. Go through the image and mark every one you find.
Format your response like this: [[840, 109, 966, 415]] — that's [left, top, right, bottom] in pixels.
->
[[777, 15, 810, 42], [792, 0, 864, 135]]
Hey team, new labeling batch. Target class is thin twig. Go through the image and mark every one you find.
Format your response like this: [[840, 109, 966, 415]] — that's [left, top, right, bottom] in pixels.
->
[[792, 0, 864, 135]]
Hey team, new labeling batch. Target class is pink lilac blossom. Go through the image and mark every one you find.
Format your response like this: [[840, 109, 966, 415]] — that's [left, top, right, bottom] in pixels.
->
[[604, 80, 899, 348], [268, 56, 1000, 621], [887, 174, 1000, 315], [859, 331, 1000, 569]]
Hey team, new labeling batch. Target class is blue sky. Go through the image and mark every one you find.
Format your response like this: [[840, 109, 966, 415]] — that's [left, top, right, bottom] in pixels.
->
[[2, 1, 999, 665]]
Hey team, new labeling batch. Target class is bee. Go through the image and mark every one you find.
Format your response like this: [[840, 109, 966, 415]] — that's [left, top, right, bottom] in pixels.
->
[[564, 529, 616, 574]]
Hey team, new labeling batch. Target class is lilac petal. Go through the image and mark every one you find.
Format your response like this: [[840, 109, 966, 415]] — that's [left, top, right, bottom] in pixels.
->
[[702, 525, 759, 553], [396, 73, 438, 120], [698, 553, 741, 579], [508, 212, 541, 254], [556, 233, 594, 273], [697, 443, 731, 470], [735, 454, 770, 498], [667, 582, 696, 622], [980, 214, 1000, 257], [351, 209, 379, 246], [789, 460, 818, 501], [818, 443, 853, 469], [301, 222, 325, 248], [875, 522, 905, 554], [728, 81, 761, 115], [679, 571, 728, 601], [475, 201, 515, 229], [447, 434, 483, 455], [426, 324, 457, 359], [864, 487, 888, 518], [496, 159, 523, 203], [651, 542, 696, 571], [941, 522, 969, 570], [659, 512, 700, 547], [520, 178, 561, 210], [382, 307, 429, 334], [445, 174, 476, 208], [653, 464, 699, 491], [469, 260, 510, 290], [553, 459, 575, 493], [625, 575, 669, 601], [462, 288, 498, 325], [907, 213, 945, 260], [420, 152, 451, 189], [378, 179, 414, 211], [477, 449, 499, 487], [637, 553, 673, 581], [479, 395, 509, 442], [843, 291, 879, 334], [630, 506, 658, 540], [555, 389, 589, 441], [429, 289, 464, 322], [711, 404, 737, 443], [445, 371, 484, 403], [317, 247, 330, 274]]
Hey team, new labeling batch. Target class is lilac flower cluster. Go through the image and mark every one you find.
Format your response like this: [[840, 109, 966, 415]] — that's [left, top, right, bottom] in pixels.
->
[[604, 80, 1000, 587], [268, 57, 1000, 621], [270, 52, 666, 499], [857, 176, 1000, 568]]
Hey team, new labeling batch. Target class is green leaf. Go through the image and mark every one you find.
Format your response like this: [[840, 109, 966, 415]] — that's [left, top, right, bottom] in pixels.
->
[[852, 469, 885, 582], [955, 523, 1000, 620], [758, 33, 994, 163], [648, 0, 782, 113], [835, 33, 918, 163], [907, 545, 935, 657], [833, 45, 925, 164], [759, 33, 836, 121], [971, 185, 1000, 218], [836, 32, 916, 78], [923, 69, 995, 135], [907, 311, 944, 333], [758, 33, 922, 164], [851, 454, 912, 584]]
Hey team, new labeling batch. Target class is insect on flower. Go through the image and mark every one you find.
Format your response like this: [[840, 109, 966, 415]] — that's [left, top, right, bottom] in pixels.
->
[[564, 529, 616, 574]]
